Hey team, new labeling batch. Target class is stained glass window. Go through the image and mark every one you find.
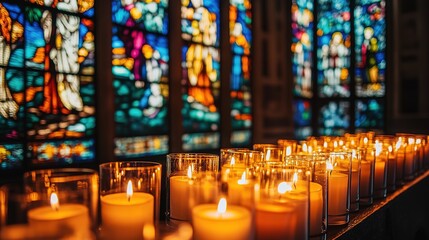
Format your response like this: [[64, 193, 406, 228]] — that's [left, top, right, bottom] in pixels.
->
[[230, 0, 252, 147], [181, 0, 221, 150], [291, 0, 314, 98], [317, 0, 351, 98], [355, 0, 386, 97], [318, 101, 350, 136], [355, 98, 383, 130], [112, 0, 169, 157], [294, 100, 312, 139], [0, 1, 95, 168]]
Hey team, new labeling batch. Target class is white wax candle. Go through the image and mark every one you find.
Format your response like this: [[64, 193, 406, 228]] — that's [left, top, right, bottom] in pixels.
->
[[169, 176, 191, 221], [192, 204, 251, 240], [101, 192, 154, 240], [404, 147, 414, 178], [27, 204, 90, 238], [328, 172, 348, 216]]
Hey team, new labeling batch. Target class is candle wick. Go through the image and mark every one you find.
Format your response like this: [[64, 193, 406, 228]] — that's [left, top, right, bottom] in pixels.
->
[[128, 196, 131, 202]]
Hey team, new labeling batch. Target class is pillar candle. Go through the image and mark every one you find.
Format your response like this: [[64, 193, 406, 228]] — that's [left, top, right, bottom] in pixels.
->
[[192, 200, 251, 240], [169, 176, 191, 221], [328, 172, 348, 217], [374, 157, 387, 198], [359, 160, 373, 202], [27, 203, 90, 238], [404, 145, 415, 179], [101, 192, 154, 240]]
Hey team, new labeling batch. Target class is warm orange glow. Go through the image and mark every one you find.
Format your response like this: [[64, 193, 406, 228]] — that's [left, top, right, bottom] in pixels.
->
[[217, 198, 227, 214], [375, 142, 382, 157], [230, 157, 236, 166], [285, 146, 292, 156], [127, 180, 133, 201], [326, 161, 334, 171], [142, 223, 156, 240], [50, 192, 59, 211]]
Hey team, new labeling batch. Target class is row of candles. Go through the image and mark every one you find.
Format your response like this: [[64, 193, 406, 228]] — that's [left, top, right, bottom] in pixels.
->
[[0, 132, 428, 239]]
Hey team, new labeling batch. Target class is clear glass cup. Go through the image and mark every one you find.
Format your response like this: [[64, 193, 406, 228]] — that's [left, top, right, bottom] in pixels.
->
[[374, 143, 388, 199], [327, 151, 352, 226], [285, 152, 329, 239], [254, 161, 310, 239], [166, 153, 219, 223], [359, 146, 375, 206], [24, 168, 99, 239], [99, 161, 162, 240]]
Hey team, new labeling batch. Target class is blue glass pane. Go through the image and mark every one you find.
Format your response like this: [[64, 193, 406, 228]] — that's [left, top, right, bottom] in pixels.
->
[[294, 99, 312, 127], [319, 101, 350, 136], [230, 0, 252, 54], [292, 0, 314, 98], [115, 135, 169, 158], [317, 0, 351, 97], [355, 0, 386, 97], [111, 0, 168, 34], [355, 98, 384, 129], [295, 127, 312, 140]]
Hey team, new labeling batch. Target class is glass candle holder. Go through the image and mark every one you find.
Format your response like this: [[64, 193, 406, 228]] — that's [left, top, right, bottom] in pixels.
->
[[374, 143, 388, 199], [285, 153, 329, 239], [255, 162, 310, 240], [166, 153, 219, 223], [99, 161, 162, 240], [24, 168, 99, 239], [220, 148, 249, 167], [386, 145, 397, 193], [192, 191, 253, 240], [359, 146, 375, 206], [327, 151, 352, 226], [277, 139, 298, 155]]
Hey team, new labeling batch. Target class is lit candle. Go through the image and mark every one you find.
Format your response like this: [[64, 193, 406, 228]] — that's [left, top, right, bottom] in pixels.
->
[[226, 171, 253, 206], [404, 139, 415, 179], [27, 192, 90, 238], [255, 181, 308, 239], [374, 143, 387, 198], [101, 180, 154, 240], [169, 166, 193, 221], [327, 161, 350, 225], [192, 198, 252, 240]]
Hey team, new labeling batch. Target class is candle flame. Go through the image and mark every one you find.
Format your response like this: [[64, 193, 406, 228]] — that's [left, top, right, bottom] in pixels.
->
[[127, 180, 133, 202], [302, 143, 308, 153], [278, 182, 292, 194], [265, 149, 271, 161], [187, 166, 193, 179], [364, 137, 368, 145], [323, 142, 328, 148], [326, 161, 334, 171], [388, 145, 393, 152], [408, 138, 415, 145], [375, 142, 383, 157], [292, 172, 298, 184], [416, 139, 421, 145], [395, 138, 402, 151], [238, 172, 247, 185], [230, 157, 236, 166], [50, 192, 59, 211], [217, 198, 227, 214], [308, 146, 313, 154], [285, 146, 292, 156]]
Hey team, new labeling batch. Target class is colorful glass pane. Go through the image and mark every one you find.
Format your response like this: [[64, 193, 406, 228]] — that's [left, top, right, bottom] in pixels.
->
[[231, 130, 251, 147], [181, 0, 221, 150], [0, 143, 24, 169], [354, 0, 386, 97], [230, 0, 252, 147], [182, 132, 220, 151], [318, 101, 350, 136], [292, 0, 314, 98], [294, 99, 312, 127], [355, 98, 384, 130], [115, 135, 169, 158], [112, 0, 169, 157], [317, 0, 351, 97], [28, 139, 95, 165], [0, 2, 95, 168], [112, 0, 168, 34]]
